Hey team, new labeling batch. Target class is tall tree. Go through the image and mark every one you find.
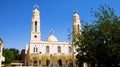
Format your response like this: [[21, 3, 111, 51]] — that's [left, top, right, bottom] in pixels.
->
[[75, 5, 120, 67]]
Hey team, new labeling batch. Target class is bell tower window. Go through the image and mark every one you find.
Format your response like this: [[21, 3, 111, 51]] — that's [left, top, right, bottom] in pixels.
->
[[35, 21, 37, 32]]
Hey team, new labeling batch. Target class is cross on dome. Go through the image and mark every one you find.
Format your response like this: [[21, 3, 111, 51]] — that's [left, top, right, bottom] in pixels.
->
[[73, 9, 78, 14], [50, 29, 54, 35], [34, 4, 39, 9]]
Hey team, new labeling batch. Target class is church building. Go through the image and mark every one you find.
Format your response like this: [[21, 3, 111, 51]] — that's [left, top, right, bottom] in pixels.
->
[[25, 4, 81, 67]]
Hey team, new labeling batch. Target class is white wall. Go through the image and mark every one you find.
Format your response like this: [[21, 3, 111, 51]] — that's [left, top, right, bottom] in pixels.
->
[[29, 41, 73, 55]]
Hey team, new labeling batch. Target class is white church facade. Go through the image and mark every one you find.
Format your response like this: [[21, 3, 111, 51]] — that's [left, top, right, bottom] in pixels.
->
[[25, 4, 81, 67]]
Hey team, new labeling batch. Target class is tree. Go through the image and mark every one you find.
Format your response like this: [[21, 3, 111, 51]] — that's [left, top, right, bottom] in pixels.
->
[[9, 48, 21, 60], [3, 48, 21, 64], [3, 48, 14, 64], [75, 5, 120, 67]]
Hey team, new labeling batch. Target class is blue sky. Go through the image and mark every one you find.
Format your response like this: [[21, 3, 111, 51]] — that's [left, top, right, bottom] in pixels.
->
[[0, 0, 120, 51]]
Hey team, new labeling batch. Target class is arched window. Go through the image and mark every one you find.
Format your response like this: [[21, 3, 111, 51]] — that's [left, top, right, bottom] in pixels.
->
[[33, 47, 36, 52], [46, 46, 49, 53], [69, 46, 72, 53], [33, 46, 38, 52], [36, 47, 38, 52], [58, 46, 61, 53], [34, 21, 37, 32]]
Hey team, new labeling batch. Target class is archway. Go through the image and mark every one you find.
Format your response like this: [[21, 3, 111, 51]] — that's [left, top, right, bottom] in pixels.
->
[[33, 57, 37, 66], [46, 59, 50, 66], [58, 59, 62, 66]]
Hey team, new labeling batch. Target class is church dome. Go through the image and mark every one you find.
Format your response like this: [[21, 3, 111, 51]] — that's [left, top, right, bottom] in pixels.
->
[[46, 35, 58, 42]]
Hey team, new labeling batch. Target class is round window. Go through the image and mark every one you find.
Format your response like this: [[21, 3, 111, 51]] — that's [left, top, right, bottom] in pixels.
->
[[34, 35, 37, 38]]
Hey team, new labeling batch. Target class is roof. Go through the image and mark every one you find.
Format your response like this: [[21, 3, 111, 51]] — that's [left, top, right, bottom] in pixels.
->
[[46, 35, 58, 42]]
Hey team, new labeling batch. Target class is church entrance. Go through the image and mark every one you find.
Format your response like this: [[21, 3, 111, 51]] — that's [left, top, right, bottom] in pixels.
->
[[33, 57, 38, 66], [46, 59, 50, 66], [58, 59, 62, 67]]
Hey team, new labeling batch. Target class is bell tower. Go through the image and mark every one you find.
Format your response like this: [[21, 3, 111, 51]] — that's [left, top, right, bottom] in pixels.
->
[[30, 4, 41, 41], [72, 9, 81, 34]]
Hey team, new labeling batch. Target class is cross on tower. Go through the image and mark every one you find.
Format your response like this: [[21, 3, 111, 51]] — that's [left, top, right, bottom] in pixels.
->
[[73, 9, 78, 14], [34, 4, 39, 9]]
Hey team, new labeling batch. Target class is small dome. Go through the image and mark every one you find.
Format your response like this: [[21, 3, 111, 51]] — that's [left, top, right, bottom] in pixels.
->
[[46, 35, 58, 42]]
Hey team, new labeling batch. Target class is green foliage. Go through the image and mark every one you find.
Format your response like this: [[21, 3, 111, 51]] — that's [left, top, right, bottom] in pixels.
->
[[3, 48, 14, 64], [9, 48, 21, 60], [75, 5, 120, 66], [3, 48, 21, 64]]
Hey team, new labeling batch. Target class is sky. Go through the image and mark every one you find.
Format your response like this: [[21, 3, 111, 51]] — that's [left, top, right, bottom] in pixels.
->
[[0, 0, 120, 51]]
